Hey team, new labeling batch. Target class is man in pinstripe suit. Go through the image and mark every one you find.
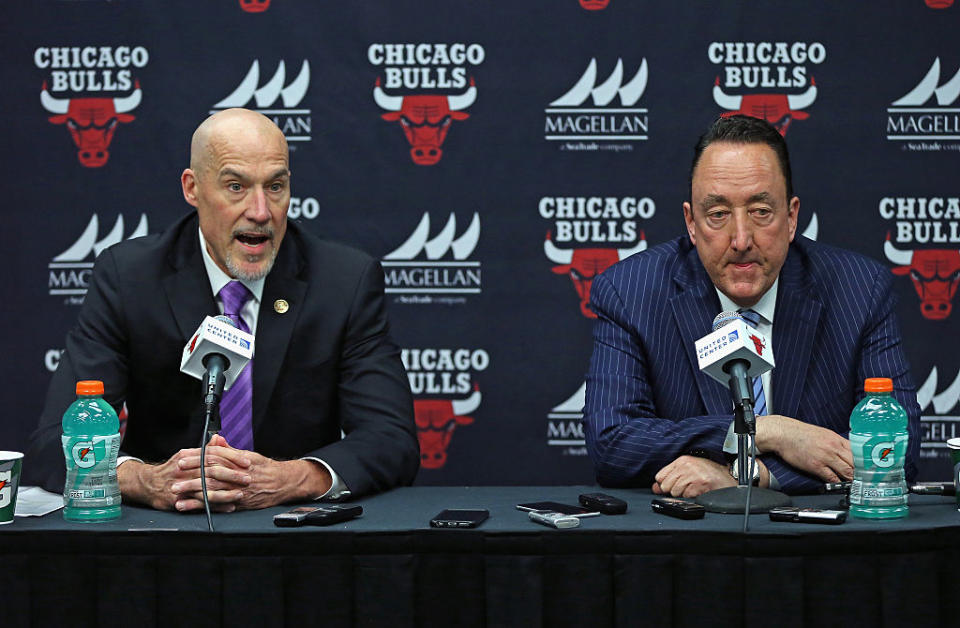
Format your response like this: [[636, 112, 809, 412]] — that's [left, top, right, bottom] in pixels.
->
[[583, 115, 921, 496]]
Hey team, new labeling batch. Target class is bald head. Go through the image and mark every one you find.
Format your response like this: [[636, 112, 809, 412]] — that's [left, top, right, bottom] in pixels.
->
[[189, 108, 288, 179]]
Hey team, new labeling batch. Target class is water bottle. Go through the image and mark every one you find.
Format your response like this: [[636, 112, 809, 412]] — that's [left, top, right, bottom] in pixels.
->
[[62, 380, 122, 521], [849, 377, 909, 519]]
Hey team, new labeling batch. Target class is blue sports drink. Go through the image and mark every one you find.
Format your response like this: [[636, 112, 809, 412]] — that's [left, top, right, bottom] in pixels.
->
[[849, 377, 909, 519], [62, 380, 121, 521]]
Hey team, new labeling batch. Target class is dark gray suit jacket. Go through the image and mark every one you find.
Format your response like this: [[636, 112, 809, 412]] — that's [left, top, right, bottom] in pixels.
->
[[26, 213, 419, 496], [583, 235, 921, 494]]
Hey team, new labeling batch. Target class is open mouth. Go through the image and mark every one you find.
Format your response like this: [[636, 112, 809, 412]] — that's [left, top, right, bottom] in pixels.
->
[[236, 233, 271, 248]]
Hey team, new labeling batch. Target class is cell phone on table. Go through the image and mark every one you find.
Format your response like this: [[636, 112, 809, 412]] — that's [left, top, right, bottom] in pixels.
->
[[768, 506, 847, 525], [273, 504, 363, 527], [651, 497, 705, 520], [515, 501, 600, 517], [430, 509, 489, 528]]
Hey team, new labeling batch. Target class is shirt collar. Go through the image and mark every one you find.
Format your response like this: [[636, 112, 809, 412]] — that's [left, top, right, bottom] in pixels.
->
[[198, 227, 265, 303], [715, 278, 778, 325]]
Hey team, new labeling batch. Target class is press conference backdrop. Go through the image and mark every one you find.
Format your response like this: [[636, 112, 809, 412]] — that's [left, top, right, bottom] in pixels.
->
[[3, 1, 958, 486]]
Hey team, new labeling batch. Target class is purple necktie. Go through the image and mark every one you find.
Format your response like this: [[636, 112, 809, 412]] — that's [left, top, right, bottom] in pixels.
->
[[218, 281, 254, 450]]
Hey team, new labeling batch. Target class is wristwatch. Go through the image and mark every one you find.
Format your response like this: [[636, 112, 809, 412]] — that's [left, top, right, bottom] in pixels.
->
[[730, 458, 760, 486]]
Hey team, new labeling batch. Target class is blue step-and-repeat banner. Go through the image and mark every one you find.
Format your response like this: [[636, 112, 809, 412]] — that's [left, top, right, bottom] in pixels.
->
[[2, 1, 959, 485]]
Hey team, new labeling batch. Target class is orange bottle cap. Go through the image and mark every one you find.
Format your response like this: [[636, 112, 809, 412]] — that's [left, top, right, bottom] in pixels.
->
[[76, 380, 105, 395], [864, 377, 893, 393]]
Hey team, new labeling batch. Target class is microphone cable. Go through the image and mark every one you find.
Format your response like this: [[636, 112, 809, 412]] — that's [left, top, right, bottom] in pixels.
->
[[743, 434, 757, 534], [199, 408, 215, 532]]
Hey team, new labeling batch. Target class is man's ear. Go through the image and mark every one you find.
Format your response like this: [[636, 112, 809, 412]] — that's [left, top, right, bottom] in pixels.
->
[[788, 196, 800, 242], [683, 202, 697, 245], [181, 169, 199, 208]]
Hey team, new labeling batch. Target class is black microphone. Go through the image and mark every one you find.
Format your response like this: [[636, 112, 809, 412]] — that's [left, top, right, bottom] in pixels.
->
[[201, 315, 240, 432], [712, 311, 757, 433]]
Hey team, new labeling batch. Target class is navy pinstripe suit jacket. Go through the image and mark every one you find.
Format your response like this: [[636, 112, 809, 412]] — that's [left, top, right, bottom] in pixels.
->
[[583, 235, 921, 494]]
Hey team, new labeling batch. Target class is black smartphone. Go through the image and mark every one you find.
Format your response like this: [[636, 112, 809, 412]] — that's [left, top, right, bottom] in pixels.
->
[[768, 506, 847, 524], [650, 497, 706, 520], [273, 504, 363, 527], [515, 501, 600, 517], [579, 492, 628, 514], [430, 508, 490, 528]]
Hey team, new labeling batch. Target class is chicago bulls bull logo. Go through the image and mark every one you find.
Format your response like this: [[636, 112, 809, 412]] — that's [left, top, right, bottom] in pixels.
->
[[580, 0, 610, 9], [415, 388, 481, 469], [374, 77, 477, 165], [41, 81, 142, 168], [239, 0, 270, 11], [885, 234, 960, 320], [544, 231, 647, 318], [713, 77, 817, 136], [926, 0, 954, 7], [749, 334, 767, 356]]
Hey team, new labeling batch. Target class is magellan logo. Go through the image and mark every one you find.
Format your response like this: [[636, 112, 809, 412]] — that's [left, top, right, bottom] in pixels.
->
[[402, 347, 488, 469], [880, 197, 960, 320], [49, 214, 148, 304], [918, 366, 960, 449], [35, 46, 148, 167], [382, 212, 481, 303], [239, 0, 270, 11], [709, 41, 823, 135], [210, 60, 311, 143], [544, 58, 648, 151], [539, 196, 654, 318], [547, 383, 587, 455], [887, 59, 960, 149], [369, 43, 484, 165]]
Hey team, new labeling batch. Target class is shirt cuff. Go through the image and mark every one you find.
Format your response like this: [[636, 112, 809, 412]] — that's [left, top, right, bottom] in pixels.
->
[[722, 421, 738, 454], [301, 457, 351, 501], [117, 456, 143, 466]]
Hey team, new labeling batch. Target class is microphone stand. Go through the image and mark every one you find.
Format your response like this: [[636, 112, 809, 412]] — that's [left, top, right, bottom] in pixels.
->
[[695, 366, 791, 516], [198, 356, 228, 532]]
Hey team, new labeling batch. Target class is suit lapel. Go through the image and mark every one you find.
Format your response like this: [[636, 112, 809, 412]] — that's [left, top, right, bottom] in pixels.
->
[[162, 218, 219, 343], [669, 246, 728, 415], [771, 245, 822, 418], [252, 233, 308, 430]]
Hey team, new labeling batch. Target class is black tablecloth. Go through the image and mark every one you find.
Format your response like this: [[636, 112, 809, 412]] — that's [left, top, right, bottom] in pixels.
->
[[4, 486, 958, 627]]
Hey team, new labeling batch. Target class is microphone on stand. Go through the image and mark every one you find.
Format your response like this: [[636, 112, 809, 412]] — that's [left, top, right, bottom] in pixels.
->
[[693, 311, 791, 516], [178, 315, 255, 531], [180, 315, 254, 439], [699, 311, 774, 435]]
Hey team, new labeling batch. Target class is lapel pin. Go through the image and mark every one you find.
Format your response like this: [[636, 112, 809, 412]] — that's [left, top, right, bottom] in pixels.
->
[[274, 299, 289, 314]]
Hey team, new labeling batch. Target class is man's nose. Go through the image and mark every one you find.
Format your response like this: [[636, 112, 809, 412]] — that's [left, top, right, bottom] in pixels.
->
[[246, 187, 271, 222], [730, 212, 753, 250]]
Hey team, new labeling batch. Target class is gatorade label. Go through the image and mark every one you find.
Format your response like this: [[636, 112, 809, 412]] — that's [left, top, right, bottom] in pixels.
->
[[62, 433, 121, 507], [850, 433, 908, 471], [849, 433, 908, 506]]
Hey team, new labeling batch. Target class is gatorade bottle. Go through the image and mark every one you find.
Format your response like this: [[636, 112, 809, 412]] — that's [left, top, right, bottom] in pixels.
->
[[62, 380, 122, 521], [849, 377, 909, 519]]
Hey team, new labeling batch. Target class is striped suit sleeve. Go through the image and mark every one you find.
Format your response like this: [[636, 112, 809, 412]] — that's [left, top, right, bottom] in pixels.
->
[[583, 269, 732, 488]]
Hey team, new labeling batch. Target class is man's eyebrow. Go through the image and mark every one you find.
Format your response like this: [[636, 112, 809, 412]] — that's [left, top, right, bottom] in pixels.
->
[[699, 194, 730, 211], [218, 168, 249, 182], [747, 191, 774, 204], [268, 168, 290, 180]]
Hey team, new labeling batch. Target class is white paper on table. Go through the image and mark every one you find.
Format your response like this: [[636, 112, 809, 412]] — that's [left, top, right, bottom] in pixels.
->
[[14, 486, 64, 517]]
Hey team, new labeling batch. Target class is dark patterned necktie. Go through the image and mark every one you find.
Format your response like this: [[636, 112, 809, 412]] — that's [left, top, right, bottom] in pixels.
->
[[217, 281, 254, 450], [738, 308, 767, 416]]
